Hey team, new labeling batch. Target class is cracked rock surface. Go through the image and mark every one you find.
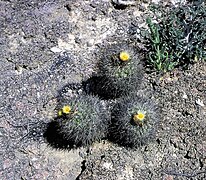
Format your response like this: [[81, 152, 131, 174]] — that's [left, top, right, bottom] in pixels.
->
[[0, 0, 205, 179]]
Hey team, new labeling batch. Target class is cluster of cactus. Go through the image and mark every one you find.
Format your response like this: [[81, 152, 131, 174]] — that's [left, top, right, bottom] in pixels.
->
[[47, 40, 159, 149]]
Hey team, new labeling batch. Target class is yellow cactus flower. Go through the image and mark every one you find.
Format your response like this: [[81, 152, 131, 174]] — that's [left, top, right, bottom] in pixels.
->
[[119, 51, 130, 61], [62, 105, 71, 114], [133, 111, 146, 124]]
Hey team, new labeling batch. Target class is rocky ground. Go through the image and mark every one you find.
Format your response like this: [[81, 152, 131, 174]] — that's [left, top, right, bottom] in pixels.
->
[[0, 0, 205, 179]]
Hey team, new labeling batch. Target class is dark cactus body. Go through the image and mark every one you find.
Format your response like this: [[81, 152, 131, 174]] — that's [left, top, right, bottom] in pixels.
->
[[109, 95, 159, 148]]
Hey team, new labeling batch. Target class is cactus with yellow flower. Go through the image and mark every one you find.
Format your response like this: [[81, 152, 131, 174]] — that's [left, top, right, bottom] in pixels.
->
[[109, 95, 159, 148], [55, 95, 110, 147], [94, 42, 144, 99]]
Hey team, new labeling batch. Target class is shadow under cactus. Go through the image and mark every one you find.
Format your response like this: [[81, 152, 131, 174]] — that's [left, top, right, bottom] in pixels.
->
[[82, 76, 122, 100], [43, 120, 78, 150]]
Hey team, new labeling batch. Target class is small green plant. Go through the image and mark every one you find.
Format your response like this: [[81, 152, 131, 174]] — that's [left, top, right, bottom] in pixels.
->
[[146, 17, 177, 72], [142, 1, 206, 72], [55, 95, 110, 147], [109, 95, 159, 148]]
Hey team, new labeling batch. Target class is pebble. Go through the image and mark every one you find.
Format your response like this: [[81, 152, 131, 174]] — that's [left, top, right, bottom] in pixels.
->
[[50, 47, 62, 53], [195, 99, 204, 107], [112, 0, 136, 6], [182, 92, 187, 99]]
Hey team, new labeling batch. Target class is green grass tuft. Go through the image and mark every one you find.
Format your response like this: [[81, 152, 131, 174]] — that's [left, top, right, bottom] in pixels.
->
[[141, 1, 206, 72]]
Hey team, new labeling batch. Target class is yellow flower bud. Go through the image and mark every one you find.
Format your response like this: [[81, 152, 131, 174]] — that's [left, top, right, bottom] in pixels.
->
[[58, 110, 63, 116], [119, 51, 130, 61]]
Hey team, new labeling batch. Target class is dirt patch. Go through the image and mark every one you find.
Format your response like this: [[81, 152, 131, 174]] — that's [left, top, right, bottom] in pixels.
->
[[0, 0, 205, 179]]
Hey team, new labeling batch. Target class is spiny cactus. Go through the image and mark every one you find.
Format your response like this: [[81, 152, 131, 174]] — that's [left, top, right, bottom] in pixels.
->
[[95, 42, 144, 99], [55, 95, 110, 147], [109, 95, 159, 148]]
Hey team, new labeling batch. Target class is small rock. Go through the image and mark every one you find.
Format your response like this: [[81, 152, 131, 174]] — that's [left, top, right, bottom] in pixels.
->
[[112, 0, 136, 6], [195, 99, 204, 107], [15, 65, 23, 74], [182, 92, 187, 99], [163, 175, 174, 180], [50, 47, 62, 53]]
